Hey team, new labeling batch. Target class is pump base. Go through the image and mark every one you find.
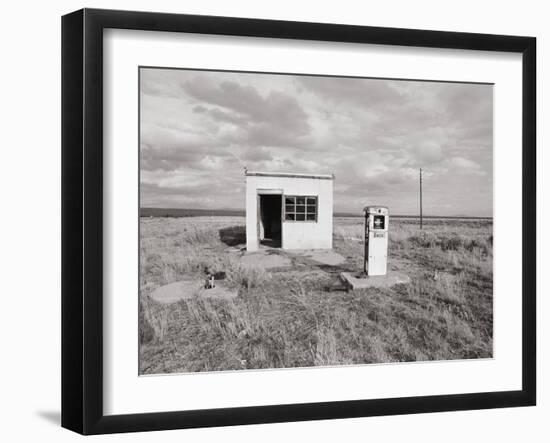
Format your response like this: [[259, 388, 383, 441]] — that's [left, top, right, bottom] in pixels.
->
[[340, 271, 410, 290]]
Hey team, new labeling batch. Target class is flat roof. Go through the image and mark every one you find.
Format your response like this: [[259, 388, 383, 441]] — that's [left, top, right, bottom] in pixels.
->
[[364, 206, 389, 212], [245, 171, 334, 180]]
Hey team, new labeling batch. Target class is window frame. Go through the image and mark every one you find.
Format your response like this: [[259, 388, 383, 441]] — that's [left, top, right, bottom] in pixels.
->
[[283, 195, 318, 223]]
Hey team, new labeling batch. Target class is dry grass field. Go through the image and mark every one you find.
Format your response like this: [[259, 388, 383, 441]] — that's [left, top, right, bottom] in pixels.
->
[[139, 216, 493, 374]]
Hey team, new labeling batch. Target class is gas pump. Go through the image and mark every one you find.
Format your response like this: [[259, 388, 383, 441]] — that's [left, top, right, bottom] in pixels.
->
[[364, 206, 389, 276]]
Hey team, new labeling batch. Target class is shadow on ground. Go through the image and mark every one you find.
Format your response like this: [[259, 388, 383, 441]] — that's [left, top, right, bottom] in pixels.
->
[[36, 410, 60, 426], [219, 225, 246, 246]]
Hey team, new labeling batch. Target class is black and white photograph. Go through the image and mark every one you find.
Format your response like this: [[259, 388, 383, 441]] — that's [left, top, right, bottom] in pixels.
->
[[0, 0, 544, 439], [138, 67, 494, 375]]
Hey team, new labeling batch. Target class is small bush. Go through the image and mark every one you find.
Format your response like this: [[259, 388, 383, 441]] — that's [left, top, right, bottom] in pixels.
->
[[440, 235, 465, 251]]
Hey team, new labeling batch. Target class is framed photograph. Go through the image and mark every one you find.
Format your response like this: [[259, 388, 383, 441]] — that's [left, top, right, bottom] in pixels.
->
[[61, 8, 536, 435]]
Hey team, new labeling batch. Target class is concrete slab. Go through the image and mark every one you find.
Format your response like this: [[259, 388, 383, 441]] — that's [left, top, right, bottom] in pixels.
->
[[288, 249, 346, 266], [239, 251, 291, 269], [224, 246, 246, 253], [340, 271, 410, 290], [150, 279, 238, 304]]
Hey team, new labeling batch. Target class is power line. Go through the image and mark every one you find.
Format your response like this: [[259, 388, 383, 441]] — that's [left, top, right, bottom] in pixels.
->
[[420, 168, 423, 230]]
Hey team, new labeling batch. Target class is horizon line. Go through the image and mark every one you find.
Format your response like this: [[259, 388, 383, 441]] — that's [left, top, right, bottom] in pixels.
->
[[140, 207, 493, 219]]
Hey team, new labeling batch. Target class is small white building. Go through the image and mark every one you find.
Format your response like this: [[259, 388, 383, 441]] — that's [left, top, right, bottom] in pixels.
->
[[245, 171, 334, 251]]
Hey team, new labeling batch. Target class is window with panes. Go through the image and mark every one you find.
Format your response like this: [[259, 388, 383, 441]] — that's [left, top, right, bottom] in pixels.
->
[[284, 196, 318, 222]]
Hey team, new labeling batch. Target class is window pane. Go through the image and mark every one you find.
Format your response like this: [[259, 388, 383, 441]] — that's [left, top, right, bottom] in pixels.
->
[[285, 205, 295, 213], [296, 213, 306, 221], [296, 205, 305, 213], [306, 213, 316, 221], [285, 197, 295, 205], [285, 213, 295, 221], [306, 204, 316, 212], [296, 197, 306, 205], [306, 197, 316, 205]]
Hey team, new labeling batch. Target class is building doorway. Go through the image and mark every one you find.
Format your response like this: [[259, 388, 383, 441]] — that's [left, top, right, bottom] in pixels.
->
[[258, 194, 282, 248]]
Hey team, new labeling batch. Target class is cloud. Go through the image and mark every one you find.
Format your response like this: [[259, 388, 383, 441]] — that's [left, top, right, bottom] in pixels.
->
[[242, 146, 273, 162], [139, 68, 493, 216], [192, 105, 245, 125], [183, 79, 264, 117], [412, 141, 443, 164], [297, 76, 402, 107], [139, 126, 234, 172], [182, 75, 310, 145], [446, 156, 486, 175]]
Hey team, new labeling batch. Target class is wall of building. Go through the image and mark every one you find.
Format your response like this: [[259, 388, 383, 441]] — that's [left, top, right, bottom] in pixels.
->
[[246, 175, 333, 251]]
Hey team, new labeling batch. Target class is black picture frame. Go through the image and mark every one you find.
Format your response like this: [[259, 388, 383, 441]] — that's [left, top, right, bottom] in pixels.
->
[[61, 8, 536, 435]]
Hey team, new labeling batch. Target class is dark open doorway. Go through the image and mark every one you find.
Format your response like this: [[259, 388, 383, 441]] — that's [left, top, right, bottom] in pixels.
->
[[258, 194, 282, 248]]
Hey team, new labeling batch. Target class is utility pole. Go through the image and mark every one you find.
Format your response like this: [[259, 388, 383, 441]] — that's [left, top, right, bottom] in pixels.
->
[[419, 168, 423, 230]]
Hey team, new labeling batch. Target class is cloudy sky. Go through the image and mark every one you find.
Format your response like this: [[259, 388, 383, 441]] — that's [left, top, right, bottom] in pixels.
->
[[140, 68, 493, 216]]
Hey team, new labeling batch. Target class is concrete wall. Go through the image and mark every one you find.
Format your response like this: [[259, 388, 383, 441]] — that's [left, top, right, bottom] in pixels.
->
[[246, 174, 333, 251]]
